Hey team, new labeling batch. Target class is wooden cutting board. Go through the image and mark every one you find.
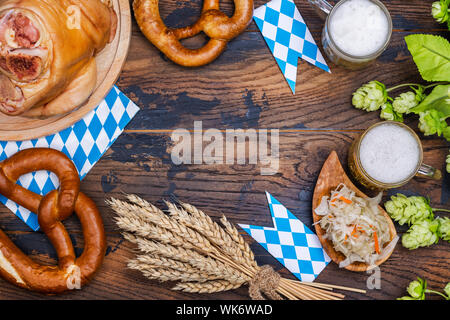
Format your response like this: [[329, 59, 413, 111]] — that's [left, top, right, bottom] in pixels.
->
[[0, 0, 131, 141]]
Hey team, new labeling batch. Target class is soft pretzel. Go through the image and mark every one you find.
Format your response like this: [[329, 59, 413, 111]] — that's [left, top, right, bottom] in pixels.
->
[[0, 148, 106, 294], [133, 0, 254, 67]]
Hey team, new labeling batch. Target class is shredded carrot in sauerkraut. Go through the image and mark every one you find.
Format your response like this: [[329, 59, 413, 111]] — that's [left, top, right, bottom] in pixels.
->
[[315, 184, 397, 267]]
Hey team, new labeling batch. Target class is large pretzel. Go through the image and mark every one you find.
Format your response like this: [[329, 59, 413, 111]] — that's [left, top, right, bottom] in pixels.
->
[[0, 149, 106, 294], [133, 0, 254, 67]]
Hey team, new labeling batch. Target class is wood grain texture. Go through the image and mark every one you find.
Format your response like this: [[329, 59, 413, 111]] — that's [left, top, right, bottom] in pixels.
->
[[120, 29, 448, 131], [0, 0, 448, 300], [0, 132, 448, 300], [154, 0, 447, 31]]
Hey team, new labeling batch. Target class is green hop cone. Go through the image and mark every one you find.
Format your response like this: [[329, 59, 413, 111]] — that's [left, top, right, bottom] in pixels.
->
[[352, 81, 388, 112], [380, 102, 403, 122], [447, 152, 450, 173], [418, 110, 448, 137], [444, 283, 450, 298], [432, 0, 449, 23], [444, 127, 450, 142], [407, 278, 426, 299], [402, 219, 440, 250], [392, 92, 419, 114], [437, 216, 450, 241], [385, 194, 434, 226], [380, 102, 395, 121], [398, 277, 427, 300]]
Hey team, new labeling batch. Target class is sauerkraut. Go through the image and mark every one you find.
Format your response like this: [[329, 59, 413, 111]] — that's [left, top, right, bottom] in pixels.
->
[[315, 183, 398, 267]]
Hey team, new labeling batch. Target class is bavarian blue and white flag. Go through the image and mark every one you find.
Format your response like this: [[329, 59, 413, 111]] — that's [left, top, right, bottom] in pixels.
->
[[0, 86, 139, 231], [254, 0, 330, 93], [239, 192, 331, 282]]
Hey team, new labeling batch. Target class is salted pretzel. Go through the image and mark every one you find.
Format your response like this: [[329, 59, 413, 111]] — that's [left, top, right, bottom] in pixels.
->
[[0, 148, 106, 294], [133, 0, 254, 67]]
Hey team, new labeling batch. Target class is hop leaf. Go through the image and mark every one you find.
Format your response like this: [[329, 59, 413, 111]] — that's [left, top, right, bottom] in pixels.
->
[[413, 86, 427, 103], [398, 277, 427, 300], [352, 81, 388, 112], [385, 194, 434, 226], [405, 35, 450, 81], [418, 110, 448, 137], [437, 216, 450, 241], [402, 219, 440, 250]]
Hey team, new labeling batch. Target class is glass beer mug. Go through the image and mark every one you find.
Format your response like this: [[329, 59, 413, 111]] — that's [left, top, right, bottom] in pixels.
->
[[308, 0, 393, 69], [348, 121, 442, 190]]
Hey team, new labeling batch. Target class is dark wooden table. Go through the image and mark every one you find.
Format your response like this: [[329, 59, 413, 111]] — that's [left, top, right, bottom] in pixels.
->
[[0, 0, 449, 300]]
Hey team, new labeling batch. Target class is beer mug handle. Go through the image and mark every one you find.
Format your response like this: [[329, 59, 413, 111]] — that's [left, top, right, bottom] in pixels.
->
[[307, 0, 333, 20], [417, 163, 442, 180]]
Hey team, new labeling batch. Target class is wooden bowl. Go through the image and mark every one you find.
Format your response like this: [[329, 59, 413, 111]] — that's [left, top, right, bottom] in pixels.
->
[[0, 0, 131, 141], [312, 151, 397, 272]]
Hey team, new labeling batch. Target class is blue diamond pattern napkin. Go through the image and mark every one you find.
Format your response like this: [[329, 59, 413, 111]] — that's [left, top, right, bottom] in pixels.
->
[[0, 85, 139, 231], [239, 191, 331, 282], [254, 0, 330, 93]]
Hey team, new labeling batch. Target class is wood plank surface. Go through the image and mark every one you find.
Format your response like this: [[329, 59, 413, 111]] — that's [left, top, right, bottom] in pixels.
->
[[0, 0, 448, 300]]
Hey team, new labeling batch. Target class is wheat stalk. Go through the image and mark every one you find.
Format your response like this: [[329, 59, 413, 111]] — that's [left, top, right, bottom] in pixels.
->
[[173, 280, 245, 293], [133, 255, 200, 274], [166, 202, 255, 270], [110, 195, 366, 300], [115, 213, 194, 249], [110, 198, 214, 253], [130, 265, 215, 283], [220, 215, 258, 269], [124, 233, 249, 283]]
